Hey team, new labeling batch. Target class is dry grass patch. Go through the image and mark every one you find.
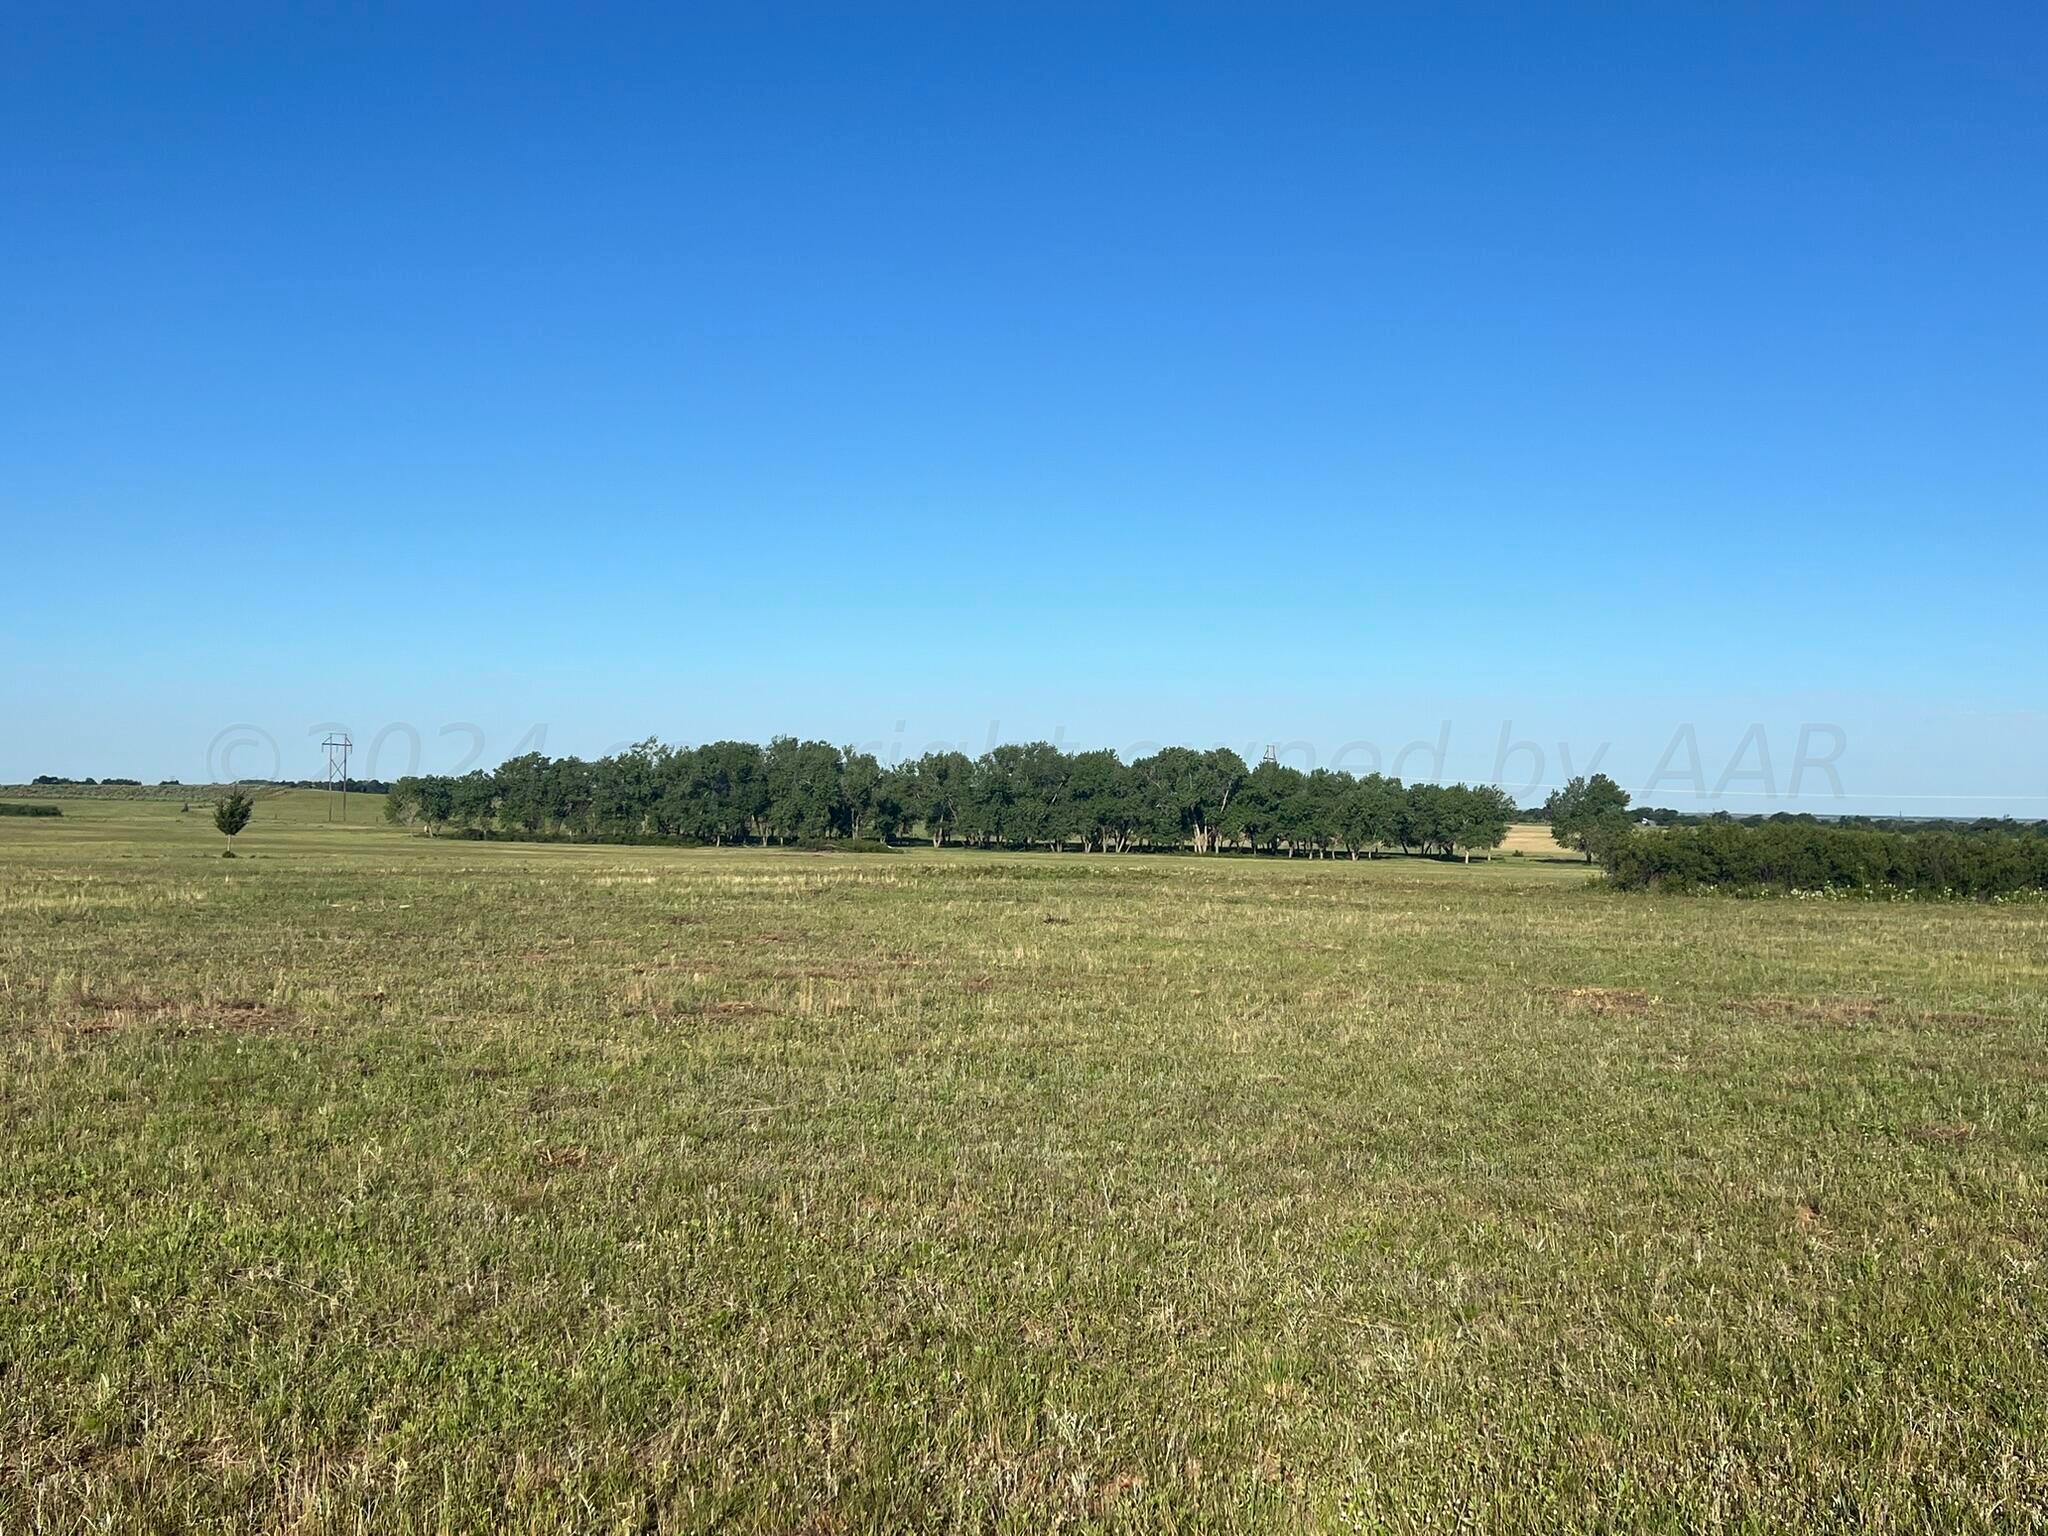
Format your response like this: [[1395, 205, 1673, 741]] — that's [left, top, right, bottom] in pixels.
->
[[1546, 984, 1653, 1016], [1727, 994, 1888, 1026]]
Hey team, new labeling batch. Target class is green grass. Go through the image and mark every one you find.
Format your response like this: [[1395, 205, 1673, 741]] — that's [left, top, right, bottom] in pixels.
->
[[2, 796, 2044, 1532]]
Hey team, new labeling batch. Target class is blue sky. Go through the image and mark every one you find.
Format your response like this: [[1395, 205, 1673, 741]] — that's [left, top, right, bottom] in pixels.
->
[[5, 2, 2044, 811]]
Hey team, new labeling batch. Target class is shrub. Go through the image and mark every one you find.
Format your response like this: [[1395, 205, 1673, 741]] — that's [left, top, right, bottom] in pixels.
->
[[1601, 822, 2048, 898]]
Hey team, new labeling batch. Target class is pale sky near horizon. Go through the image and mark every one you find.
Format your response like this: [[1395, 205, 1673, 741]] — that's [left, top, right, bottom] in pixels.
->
[[5, 4, 2044, 813]]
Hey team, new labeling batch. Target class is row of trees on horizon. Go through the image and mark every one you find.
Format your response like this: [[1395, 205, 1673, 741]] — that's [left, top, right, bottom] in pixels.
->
[[381, 739, 1535, 859]]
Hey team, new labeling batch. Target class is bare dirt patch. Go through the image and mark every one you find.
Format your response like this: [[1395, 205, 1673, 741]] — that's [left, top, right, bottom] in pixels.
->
[[1727, 996, 1887, 1026], [696, 999, 768, 1018], [1910, 1121, 1978, 1145], [1920, 1009, 2005, 1030], [1547, 986, 1652, 1017], [68, 993, 296, 1037]]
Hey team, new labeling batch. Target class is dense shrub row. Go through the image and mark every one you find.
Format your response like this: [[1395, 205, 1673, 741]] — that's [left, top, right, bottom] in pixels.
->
[[386, 739, 1520, 858], [0, 802, 62, 817], [1601, 821, 2048, 897]]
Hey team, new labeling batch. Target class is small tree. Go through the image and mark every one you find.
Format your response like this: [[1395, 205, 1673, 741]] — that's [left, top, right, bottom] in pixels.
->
[[1545, 773, 1632, 862], [213, 790, 253, 856]]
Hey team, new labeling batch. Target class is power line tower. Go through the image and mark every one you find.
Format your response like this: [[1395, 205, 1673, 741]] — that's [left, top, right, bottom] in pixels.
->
[[322, 734, 353, 822]]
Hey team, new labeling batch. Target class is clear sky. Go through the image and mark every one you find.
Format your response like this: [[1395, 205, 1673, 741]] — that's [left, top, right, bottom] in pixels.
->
[[5, 3, 2044, 813]]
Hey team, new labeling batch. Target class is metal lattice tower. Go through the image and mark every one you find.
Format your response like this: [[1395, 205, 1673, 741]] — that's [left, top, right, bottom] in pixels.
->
[[321, 734, 353, 821]]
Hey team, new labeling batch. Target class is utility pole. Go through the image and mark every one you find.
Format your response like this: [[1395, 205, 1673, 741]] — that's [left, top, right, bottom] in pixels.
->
[[322, 734, 352, 821]]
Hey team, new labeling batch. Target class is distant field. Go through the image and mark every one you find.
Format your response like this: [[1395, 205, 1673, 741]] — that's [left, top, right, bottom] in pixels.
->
[[2, 798, 2044, 1532], [0, 786, 385, 834], [1499, 820, 1580, 859], [0, 782, 275, 802]]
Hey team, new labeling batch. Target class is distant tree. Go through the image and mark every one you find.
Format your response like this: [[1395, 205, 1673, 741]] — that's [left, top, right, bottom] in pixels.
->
[[495, 751, 554, 834], [1399, 783, 1449, 855], [903, 751, 973, 847], [1131, 746, 1246, 853], [865, 764, 909, 844], [1220, 758, 1297, 854], [839, 749, 885, 839], [693, 740, 768, 845], [1337, 773, 1403, 858], [546, 755, 596, 833], [957, 745, 1020, 847], [1446, 784, 1516, 861], [762, 738, 844, 841], [212, 790, 253, 855], [449, 769, 499, 832], [1064, 749, 1131, 852], [1544, 773, 1632, 862]]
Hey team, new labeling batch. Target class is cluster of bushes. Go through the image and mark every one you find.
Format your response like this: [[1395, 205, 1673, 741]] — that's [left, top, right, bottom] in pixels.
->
[[1601, 821, 2048, 897], [31, 775, 144, 786], [1527, 802, 2047, 837], [0, 802, 62, 817], [385, 739, 1521, 858]]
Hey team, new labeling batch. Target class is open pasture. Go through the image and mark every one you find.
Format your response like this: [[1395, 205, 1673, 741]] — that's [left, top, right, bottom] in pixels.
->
[[1497, 821, 1584, 860], [1, 798, 2044, 1532]]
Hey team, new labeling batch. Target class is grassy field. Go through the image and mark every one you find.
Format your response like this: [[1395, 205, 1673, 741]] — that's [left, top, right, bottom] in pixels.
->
[[1498, 821, 1585, 860], [2, 794, 2044, 1533]]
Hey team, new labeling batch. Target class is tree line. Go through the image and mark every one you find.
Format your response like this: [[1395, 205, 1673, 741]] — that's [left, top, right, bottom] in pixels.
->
[[1600, 820, 2048, 897], [384, 739, 1523, 859]]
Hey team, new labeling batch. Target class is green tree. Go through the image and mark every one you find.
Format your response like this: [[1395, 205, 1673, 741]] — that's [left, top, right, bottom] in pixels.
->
[[904, 751, 973, 847], [958, 751, 1008, 846], [839, 749, 884, 839], [1063, 749, 1130, 852], [1131, 746, 1247, 853], [495, 751, 553, 834], [1401, 783, 1450, 855], [867, 766, 909, 844], [1218, 759, 1301, 855], [1446, 784, 1516, 862], [763, 739, 844, 841], [1337, 773, 1403, 859], [1544, 773, 1632, 862], [449, 769, 500, 832], [212, 789, 253, 855], [671, 741, 766, 845]]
